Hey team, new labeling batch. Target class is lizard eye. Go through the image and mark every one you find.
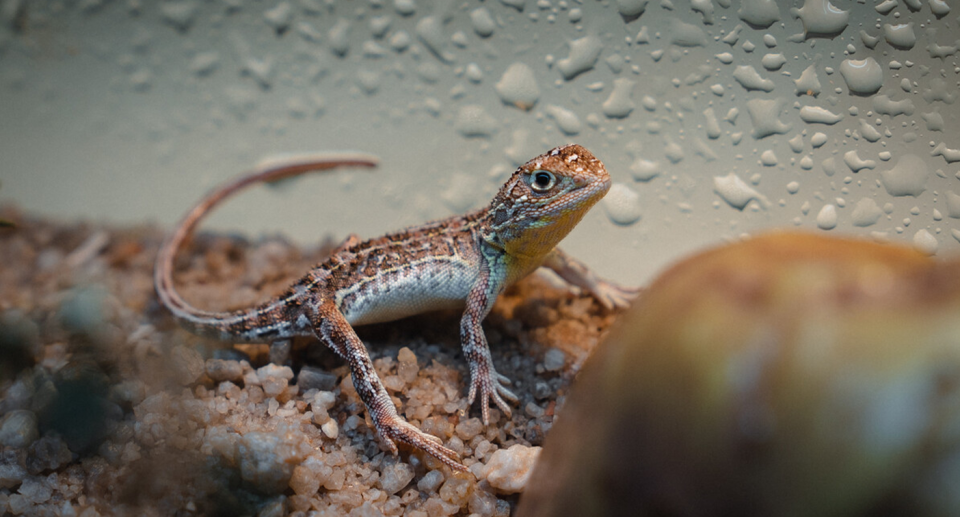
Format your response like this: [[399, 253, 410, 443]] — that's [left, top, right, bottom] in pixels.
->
[[530, 170, 556, 193]]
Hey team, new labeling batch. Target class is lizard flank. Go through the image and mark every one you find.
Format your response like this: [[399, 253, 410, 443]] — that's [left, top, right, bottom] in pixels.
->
[[154, 144, 635, 471]]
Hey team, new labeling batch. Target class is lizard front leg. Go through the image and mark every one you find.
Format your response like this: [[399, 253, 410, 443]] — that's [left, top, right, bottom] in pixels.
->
[[543, 247, 641, 310], [309, 301, 467, 472], [462, 260, 519, 425]]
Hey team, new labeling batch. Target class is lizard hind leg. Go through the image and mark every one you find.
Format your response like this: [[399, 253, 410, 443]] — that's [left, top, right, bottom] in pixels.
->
[[309, 302, 467, 472]]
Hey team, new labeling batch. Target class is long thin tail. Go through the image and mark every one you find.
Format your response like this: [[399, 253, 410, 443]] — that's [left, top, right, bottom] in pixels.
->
[[154, 153, 378, 338]]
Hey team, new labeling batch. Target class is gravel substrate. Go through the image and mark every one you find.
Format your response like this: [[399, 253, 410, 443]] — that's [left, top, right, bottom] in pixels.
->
[[0, 207, 621, 517]]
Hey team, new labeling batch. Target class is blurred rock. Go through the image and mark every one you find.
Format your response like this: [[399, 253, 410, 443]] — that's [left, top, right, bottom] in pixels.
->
[[481, 444, 540, 494], [170, 345, 205, 386], [0, 410, 38, 448], [297, 365, 337, 392], [519, 232, 960, 517]]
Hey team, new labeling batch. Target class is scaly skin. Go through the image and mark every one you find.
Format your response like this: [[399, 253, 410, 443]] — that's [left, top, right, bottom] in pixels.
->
[[154, 144, 636, 471]]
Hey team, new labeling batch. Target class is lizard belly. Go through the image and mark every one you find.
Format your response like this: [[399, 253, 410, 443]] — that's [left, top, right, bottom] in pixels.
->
[[338, 260, 477, 326]]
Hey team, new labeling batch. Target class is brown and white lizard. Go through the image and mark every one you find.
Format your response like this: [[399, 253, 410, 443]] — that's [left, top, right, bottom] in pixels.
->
[[154, 144, 635, 471]]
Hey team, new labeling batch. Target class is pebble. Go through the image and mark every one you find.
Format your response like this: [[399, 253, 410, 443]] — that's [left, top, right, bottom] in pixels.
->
[[480, 444, 541, 494], [418, 469, 445, 493], [455, 418, 484, 441], [542, 348, 565, 372], [205, 359, 243, 383], [26, 435, 73, 474], [0, 410, 38, 448], [379, 461, 416, 495], [296, 366, 337, 392], [397, 347, 420, 384], [321, 419, 339, 439]]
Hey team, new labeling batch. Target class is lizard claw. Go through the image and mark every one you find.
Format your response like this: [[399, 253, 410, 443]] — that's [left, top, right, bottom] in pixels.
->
[[467, 368, 519, 425], [375, 412, 467, 472], [591, 281, 642, 311]]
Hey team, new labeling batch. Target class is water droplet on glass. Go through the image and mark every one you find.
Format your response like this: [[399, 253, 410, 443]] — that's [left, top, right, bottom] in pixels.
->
[[455, 105, 498, 138], [733, 65, 775, 92], [799, 105, 843, 125], [557, 36, 603, 80], [792, 0, 849, 38], [747, 99, 791, 138], [913, 229, 938, 256], [838, 57, 883, 94], [851, 198, 882, 227], [495, 62, 540, 111], [880, 154, 928, 197], [602, 78, 636, 119], [883, 22, 916, 50], [545, 105, 582, 135], [603, 183, 643, 225], [816, 204, 838, 230], [470, 7, 496, 37], [738, 0, 780, 28], [843, 150, 877, 172], [714, 172, 770, 210]]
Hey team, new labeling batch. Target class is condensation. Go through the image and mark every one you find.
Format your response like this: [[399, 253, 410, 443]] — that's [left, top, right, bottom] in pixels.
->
[[0, 0, 957, 284]]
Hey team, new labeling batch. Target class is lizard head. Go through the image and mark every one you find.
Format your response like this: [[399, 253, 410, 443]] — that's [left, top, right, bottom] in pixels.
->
[[486, 144, 611, 262]]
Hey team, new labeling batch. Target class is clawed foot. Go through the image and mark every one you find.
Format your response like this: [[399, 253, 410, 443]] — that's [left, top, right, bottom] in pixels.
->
[[591, 280, 642, 311], [467, 369, 519, 425], [375, 413, 468, 472]]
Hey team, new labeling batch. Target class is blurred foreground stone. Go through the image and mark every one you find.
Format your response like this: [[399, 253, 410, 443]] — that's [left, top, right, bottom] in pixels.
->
[[519, 232, 960, 517]]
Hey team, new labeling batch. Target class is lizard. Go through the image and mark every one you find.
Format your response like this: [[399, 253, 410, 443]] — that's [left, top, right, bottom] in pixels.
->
[[154, 144, 636, 471]]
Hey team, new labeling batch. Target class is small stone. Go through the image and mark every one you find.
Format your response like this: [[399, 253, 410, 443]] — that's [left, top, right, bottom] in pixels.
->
[[397, 347, 420, 384], [418, 469, 445, 493], [379, 461, 416, 495], [170, 346, 204, 385], [439, 477, 473, 506], [542, 348, 565, 372], [349, 502, 385, 517], [18, 477, 52, 504], [421, 416, 454, 440], [321, 419, 339, 439], [481, 444, 542, 494], [0, 463, 28, 489], [205, 359, 243, 383], [0, 410, 39, 448], [289, 464, 321, 496], [26, 435, 72, 474], [455, 418, 484, 441], [297, 366, 338, 392]]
